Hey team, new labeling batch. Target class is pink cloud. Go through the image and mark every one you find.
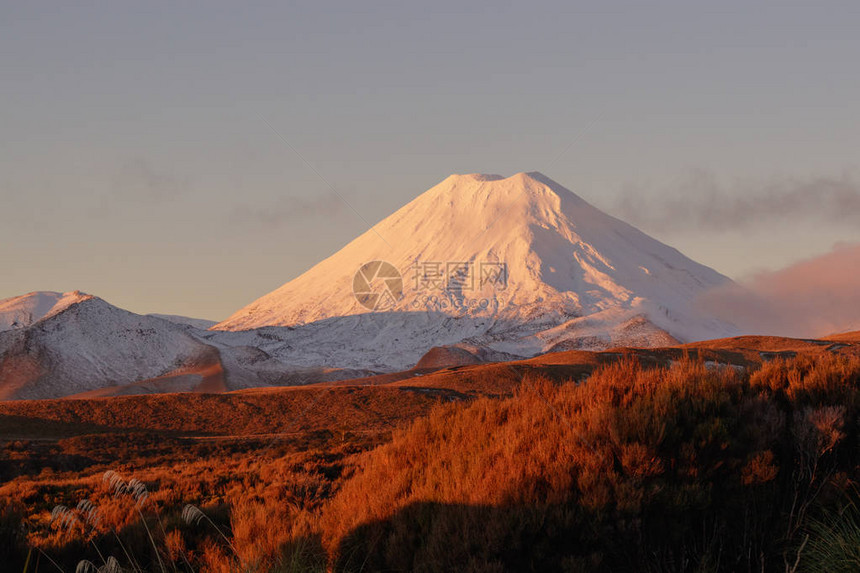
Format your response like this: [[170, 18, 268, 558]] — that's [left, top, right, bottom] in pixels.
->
[[697, 243, 860, 338]]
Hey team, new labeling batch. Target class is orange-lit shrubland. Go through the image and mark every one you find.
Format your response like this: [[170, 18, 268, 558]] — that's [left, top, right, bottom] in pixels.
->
[[321, 356, 860, 571], [3, 355, 860, 572]]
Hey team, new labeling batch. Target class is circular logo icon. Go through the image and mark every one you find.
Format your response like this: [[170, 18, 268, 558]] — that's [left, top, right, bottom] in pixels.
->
[[353, 260, 403, 311]]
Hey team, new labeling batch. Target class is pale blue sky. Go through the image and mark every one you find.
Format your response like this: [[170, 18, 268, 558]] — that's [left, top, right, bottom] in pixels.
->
[[2, 1, 859, 319]]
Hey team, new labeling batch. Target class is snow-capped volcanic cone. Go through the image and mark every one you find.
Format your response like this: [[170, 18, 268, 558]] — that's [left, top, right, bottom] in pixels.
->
[[216, 172, 736, 350]]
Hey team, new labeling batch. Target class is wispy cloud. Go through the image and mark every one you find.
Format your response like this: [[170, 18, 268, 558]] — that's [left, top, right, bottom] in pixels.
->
[[230, 191, 345, 228], [111, 158, 189, 201], [696, 242, 860, 337], [92, 159, 189, 215], [612, 170, 860, 232]]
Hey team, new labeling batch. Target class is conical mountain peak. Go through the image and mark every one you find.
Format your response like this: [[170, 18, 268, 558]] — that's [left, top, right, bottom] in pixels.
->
[[215, 172, 734, 348], [438, 171, 574, 195], [446, 173, 506, 183], [430, 171, 588, 214], [394, 171, 587, 240]]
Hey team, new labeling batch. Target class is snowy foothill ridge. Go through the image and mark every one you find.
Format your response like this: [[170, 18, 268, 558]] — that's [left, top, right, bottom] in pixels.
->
[[0, 292, 366, 400]]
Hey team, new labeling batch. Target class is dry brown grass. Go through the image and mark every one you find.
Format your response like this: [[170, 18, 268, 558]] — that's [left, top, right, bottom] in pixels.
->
[[3, 338, 860, 571], [0, 385, 451, 439], [317, 354, 860, 571]]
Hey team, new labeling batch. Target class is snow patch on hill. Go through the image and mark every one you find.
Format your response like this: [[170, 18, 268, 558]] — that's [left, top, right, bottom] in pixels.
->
[[0, 291, 93, 332]]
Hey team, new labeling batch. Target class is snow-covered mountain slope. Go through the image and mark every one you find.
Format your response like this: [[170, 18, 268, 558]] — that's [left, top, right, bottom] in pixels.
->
[[204, 307, 678, 372], [0, 291, 92, 332], [215, 172, 738, 356], [0, 293, 366, 400]]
